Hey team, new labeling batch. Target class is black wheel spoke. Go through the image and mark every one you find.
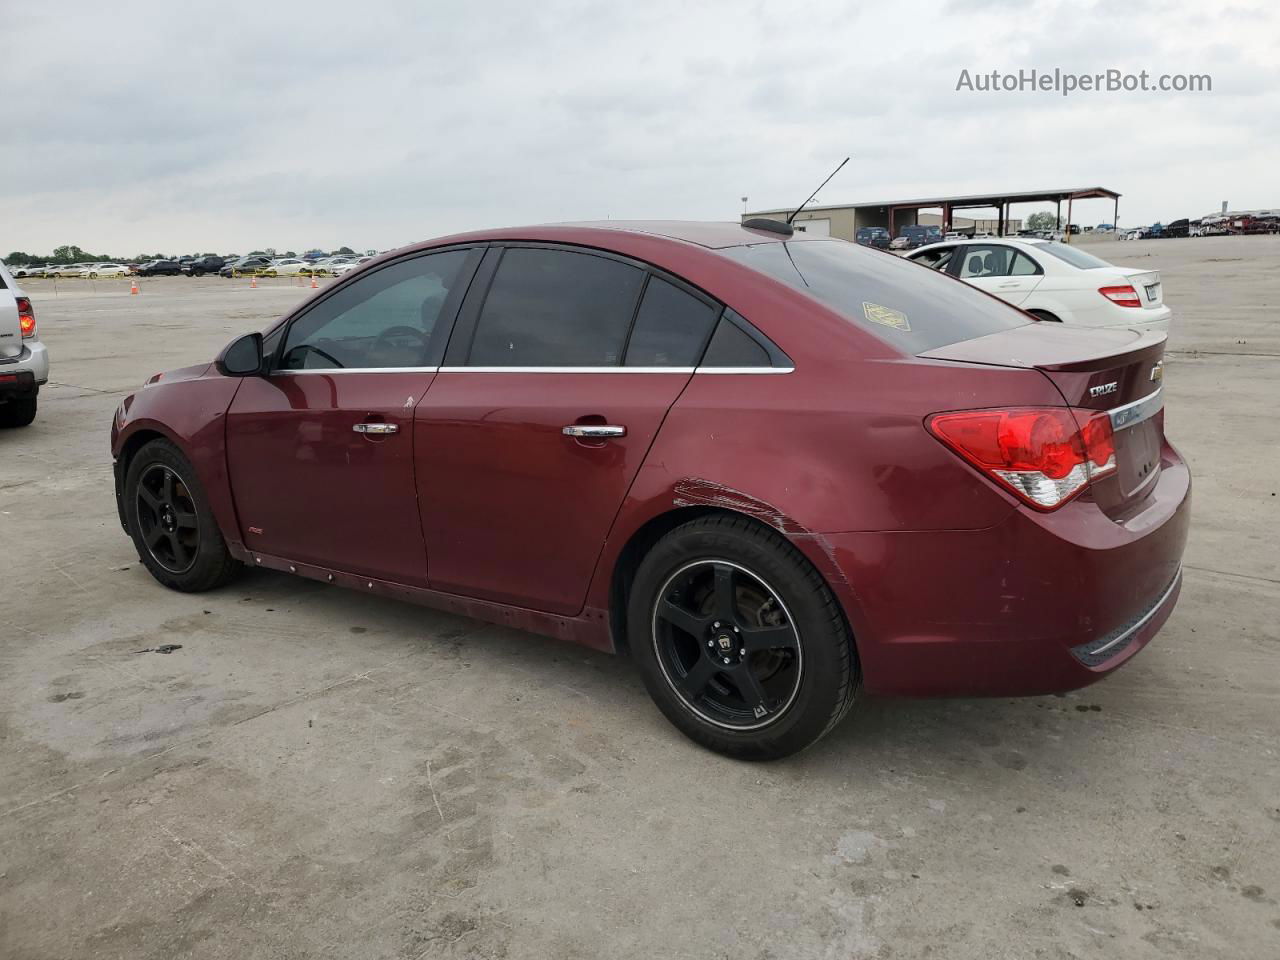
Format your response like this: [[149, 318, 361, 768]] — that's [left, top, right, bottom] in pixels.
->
[[656, 598, 711, 639], [731, 663, 770, 716], [170, 533, 194, 567], [145, 524, 167, 548], [174, 507, 198, 530], [162, 471, 176, 505], [712, 563, 739, 622], [137, 486, 161, 512], [740, 623, 798, 653], [678, 658, 718, 699]]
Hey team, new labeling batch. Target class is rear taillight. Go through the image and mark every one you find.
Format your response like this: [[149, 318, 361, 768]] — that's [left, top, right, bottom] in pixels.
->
[[1098, 284, 1141, 307], [928, 407, 1116, 510], [16, 297, 35, 338]]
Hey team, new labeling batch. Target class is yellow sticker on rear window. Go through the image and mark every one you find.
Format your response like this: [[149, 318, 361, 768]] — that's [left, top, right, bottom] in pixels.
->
[[862, 302, 911, 331]]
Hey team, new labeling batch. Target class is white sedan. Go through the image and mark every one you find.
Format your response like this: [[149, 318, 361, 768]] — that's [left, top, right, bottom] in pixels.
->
[[81, 263, 129, 278], [906, 237, 1171, 332], [260, 258, 310, 277], [330, 256, 375, 276]]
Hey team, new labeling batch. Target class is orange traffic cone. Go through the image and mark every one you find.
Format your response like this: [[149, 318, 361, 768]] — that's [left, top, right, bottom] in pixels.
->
[[310, 274, 318, 289], [250, 275, 257, 289], [130, 279, 139, 295]]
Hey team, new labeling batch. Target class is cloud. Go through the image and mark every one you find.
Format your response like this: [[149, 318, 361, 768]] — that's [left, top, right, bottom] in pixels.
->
[[2, 0, 1276, 253]]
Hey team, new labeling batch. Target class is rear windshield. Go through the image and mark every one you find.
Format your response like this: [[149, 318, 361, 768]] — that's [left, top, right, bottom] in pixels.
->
[[1033, 242, 1113, 270], [721, 239, 1030, 353]]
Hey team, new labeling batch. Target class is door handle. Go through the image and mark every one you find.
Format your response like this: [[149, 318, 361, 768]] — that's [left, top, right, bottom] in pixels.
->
[[353, 423, 399, 435], [997, 281, 1022, 288], [562, 424, 626, 438]]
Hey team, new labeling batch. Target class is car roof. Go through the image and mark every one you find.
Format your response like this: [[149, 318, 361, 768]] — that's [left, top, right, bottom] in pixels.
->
[[910, 236, 1048, 253], [412, 220, 827, 252]]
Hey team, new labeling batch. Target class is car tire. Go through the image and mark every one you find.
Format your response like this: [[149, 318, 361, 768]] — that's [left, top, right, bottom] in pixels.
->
[[0, 394, 37, 428], [627, 514, 858, 760], [1027, 309, 1063, 323], [89, 273, 98, 279], [124, 439, 243, 592]]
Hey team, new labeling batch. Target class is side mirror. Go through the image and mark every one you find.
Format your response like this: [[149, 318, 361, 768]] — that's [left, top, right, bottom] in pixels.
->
[[215, 332, 265, 377]]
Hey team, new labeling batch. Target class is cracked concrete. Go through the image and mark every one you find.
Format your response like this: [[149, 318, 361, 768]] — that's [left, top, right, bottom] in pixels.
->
[[2, 238, 1279, 958]]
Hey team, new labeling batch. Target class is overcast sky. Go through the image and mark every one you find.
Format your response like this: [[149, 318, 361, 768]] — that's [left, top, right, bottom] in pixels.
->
[[3, 0, 1276, 255]]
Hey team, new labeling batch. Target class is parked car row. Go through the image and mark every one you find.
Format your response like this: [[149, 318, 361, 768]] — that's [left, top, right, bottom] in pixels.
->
[[217, 254, 375, 278], [10, 252, 382, 279]]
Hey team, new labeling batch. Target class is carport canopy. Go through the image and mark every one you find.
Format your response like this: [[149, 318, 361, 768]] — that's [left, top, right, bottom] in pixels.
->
[[874, 186, 1121, 238]]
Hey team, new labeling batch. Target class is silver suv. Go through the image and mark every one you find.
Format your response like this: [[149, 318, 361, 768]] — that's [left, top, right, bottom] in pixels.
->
[[0, 260, 49, 426]]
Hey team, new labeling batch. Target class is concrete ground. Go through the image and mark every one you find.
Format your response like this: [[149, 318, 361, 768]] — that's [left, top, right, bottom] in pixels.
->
[[2, 236, 1278, 959]]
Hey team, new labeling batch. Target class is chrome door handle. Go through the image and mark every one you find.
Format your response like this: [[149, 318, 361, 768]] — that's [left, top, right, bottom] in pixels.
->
[[562, 424, 626, 438], [353, 422, 398, 435]]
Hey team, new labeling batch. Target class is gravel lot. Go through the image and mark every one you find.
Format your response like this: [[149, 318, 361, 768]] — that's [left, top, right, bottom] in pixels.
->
[[2, 236, 1278, 959]]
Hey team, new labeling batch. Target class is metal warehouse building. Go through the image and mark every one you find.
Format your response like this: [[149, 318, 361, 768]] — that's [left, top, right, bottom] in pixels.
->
[[742, 186, 1121, 240]]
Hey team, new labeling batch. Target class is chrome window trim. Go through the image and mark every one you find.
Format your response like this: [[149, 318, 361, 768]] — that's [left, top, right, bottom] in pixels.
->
[[695, 366, 794, 375], [1088, 566, 1182, 657], [275, 366, 441, 375], [271, 364, 797, 375], [1109, 387, 1163, 431], [438, 366, 696, 374]]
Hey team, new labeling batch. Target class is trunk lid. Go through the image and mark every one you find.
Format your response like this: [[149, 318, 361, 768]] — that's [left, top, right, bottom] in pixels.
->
[[920, 323, 1167, 517], [1118, 266, 1163, 309]]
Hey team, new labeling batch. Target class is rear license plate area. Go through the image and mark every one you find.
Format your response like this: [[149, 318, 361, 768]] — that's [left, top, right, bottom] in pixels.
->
[[1145, 283, 1160, 302], [1116, 418, 1161, 495]]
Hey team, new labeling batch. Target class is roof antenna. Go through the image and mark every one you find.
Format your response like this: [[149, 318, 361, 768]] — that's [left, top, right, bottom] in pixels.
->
[[787, 157, 849, 224]]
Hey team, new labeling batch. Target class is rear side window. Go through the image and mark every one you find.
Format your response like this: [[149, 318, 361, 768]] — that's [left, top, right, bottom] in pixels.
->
[[701, 311, 771, 367], [722, 240, 1029, 354], [1010, 252, 1042, 276], [957, 245, 1013, 278], [624, 277, 719, 367], [469, 248, 644, 366]]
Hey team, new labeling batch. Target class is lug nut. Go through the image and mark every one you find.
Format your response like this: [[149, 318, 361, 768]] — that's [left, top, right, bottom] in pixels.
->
[[739, 648, 746, 656], [707, 640, 714, 648], [722, 657, 731, 664]]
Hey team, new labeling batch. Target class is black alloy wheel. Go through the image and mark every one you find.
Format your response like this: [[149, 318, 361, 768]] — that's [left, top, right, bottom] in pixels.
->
[[134, 463, 200, 574], [652, 559, 803, 730]]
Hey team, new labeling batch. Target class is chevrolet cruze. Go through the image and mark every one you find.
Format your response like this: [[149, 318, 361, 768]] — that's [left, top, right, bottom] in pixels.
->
[[110, 221, 1190, 759]]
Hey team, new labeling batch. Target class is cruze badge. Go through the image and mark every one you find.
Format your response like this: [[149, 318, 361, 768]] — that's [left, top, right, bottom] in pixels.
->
[[1089, 382, 1119, 398], [1150, 361, 1164, 382]]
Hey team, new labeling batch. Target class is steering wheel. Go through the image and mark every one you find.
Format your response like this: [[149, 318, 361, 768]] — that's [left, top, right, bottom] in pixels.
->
[[284, 343, 344, 369], [368, 325, 428, 364]]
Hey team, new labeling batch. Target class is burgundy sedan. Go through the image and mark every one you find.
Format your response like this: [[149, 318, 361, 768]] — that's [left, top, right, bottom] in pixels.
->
[[111, 221, 1190, 759]]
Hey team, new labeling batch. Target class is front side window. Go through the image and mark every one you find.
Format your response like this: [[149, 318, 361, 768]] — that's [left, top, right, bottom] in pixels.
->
[[468, 248, 644, 366], [912, 246, 955, 271], [279, 250, 469, 370], [624, 277, 719, 366]]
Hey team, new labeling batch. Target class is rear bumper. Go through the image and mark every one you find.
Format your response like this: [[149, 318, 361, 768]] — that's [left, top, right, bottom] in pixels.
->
[[811, 440, 1191, 697], [0, 341, 48, 397]]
